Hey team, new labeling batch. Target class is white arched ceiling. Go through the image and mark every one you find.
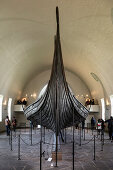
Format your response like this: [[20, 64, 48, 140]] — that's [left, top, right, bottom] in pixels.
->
[[0, 0, 113, 103]]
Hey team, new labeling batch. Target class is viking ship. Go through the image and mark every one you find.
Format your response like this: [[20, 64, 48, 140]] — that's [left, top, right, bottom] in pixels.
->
[[24, 7, 89, 135]]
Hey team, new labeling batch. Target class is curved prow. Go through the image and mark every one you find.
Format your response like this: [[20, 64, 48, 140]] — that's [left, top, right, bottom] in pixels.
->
[[56, 6, 60, 36]]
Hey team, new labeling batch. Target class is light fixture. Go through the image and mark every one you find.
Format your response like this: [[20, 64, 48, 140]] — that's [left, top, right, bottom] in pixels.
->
[[33, 93, 36, 98], [3, 100, 7, 105]]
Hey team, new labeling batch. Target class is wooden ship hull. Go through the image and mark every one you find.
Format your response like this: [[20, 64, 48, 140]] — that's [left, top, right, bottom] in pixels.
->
[[24, 7, 89, 135]]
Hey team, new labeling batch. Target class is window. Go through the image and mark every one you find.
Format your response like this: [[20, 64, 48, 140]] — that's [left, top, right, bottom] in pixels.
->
[[0, 95, 3, 122], [110, 95, 113, 117], [8, 98, 12, 120], [101, 98, 105, 121]]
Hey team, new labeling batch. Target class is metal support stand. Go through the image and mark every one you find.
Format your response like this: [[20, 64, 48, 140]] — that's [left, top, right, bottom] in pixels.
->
[[101, 133, 104, 151], [87, 125, 88, 133], [65, 128, 66, 143], [82, 128, 83, 138], [40, 141, 42, 170], [9, 134, 10, 145], [55, 134, 58, 167], [18, 134, 21, 160], [44, 127, 45, 144], [101, 130, 102, 141], [72, 110, 75, 170], [31, 122, 32, 146], [103, 130, 104, 145], [84, 128, 85, 141], [94, 135, 95, 160], [40, 112, 42, 170], [79, 123, 81, 146], [11, 129, 12, 151], [78, 125, 79, 135], [97, 128, 98, 138]]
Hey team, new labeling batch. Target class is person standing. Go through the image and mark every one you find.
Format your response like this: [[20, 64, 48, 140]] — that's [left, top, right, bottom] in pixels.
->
[[12, 116, 17, 132], [91, 117, 96, 130], [105, 116, 112, 140], [97, 119, 101, 135], [5, 116, 10, 136]]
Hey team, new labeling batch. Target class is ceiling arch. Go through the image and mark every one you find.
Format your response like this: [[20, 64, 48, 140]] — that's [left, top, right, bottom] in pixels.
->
[[0, 0, 113, 103]]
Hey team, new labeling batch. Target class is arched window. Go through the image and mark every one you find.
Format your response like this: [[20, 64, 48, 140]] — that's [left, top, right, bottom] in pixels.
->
[[0, 95, 3, 122], [110, 95, 113, 117], [101, 98, 105, 121], [8, 98, 12, 120]]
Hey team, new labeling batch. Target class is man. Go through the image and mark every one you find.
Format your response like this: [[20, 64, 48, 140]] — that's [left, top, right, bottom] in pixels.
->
[[5, 116, 10, 136]]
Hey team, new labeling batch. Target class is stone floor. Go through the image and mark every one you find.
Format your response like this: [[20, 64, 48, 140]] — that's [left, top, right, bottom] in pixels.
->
[[0, 127, 113, 170]]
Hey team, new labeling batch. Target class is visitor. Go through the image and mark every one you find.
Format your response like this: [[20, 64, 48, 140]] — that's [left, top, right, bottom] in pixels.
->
[[97, 119, 101, 135], [5, 116, 11, 136], [100, 118, 105, 135], [12, 116, 17, 132], [91, 117, 96, 130], [100, 119, 105, 130], [92, 99, 95, 105], [17, 100, 22, 104], [23, 99, 27, 105], [105, 116, 112, 140]]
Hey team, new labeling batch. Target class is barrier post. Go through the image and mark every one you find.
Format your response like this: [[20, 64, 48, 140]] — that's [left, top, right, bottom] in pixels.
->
[[78, 125, 79, 135], [97, 127, 98, 138], [82, 128, 83, 138], [44, 127, 45, 144], [11, 129, 12, 151], [94, 135, 95, 160], [40, 112, 42, 170], [55, 134, 58, 167], [101, 133, 103, 151], [79, 123, 81, 146], [103, 130, 104, 145], [84, 128, 85, 141], [72, 110, 75, 170], [65, 128, 66, 143], [9, 134, 10, 145], [101, 129, 102, 141], [18, 134, 21, 160], [87, 123, 88, 133], [30, 121, 32, 146]]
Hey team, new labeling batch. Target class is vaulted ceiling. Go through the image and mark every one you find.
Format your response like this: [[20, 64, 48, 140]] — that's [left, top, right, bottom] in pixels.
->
[[0, 0, 113, 103]]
